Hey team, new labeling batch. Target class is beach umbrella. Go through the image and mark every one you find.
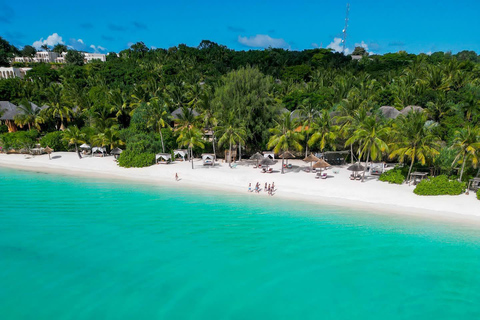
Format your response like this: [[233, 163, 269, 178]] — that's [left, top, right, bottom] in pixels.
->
[[260, 157, 275, 167], [111, 147, 123, 155], [280, 151, 295, 166], [250, 152, 264, 166], [347, 163, 365, 176], [313, 159, 331, 170], [44, 146, 53, 160], [303, 154, 320, 169], [80, 143, 91, 149]]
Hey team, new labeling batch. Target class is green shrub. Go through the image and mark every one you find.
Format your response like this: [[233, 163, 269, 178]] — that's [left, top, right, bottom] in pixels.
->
[[379, 167, 406, 184], [477, 189, 480, 200], [40, 131, 68, 151], [117, 150, 155, 168], [414, 175, 466, 196], [0, 130, 39, 150], [0, 125, 8, 134]]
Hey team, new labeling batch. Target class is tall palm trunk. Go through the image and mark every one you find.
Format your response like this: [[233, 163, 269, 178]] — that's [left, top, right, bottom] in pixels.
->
[[350, 144, 354, 164], [159, 129, 165, 153], [407, 155, 415, 184], [281, 155, 285, 174], [212, 131, 216, 159], [362, 150, 370, 182], [459, 154, 466, 182], [75, 143, 82, 159], [238, 143, 242, 161], [190, 147, 194, 169], [228, 140, 232, 168]]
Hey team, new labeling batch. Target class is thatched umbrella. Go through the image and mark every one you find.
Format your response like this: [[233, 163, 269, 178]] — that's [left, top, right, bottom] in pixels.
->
[[347, 163, 365, 177], [111, 147, 123, 159], [280, 151, 295, 166], [347, 163, 365, 171], [250, 152, 264, 166], [303, 154, 320, 169], [378, 106, 400, 119], [313, 159, 331, 170], [260, 157, 275, 168], [44, 146, 53, 160]]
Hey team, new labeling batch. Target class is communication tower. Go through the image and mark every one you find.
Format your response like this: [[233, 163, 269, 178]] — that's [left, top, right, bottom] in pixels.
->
[[342, 3, 350, 53]]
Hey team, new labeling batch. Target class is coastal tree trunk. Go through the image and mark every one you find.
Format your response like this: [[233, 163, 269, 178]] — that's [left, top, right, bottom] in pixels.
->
[[75, 143, 82, 159], [238, 143, 242, 161], [281, 155, 285, 174], [228, 140, 232, 168], [459, 154, 466, 182], [407, 154, 415, 184], [159, 128, 165, 153], [362, 150, 370, 182], [350, 144, 354, 164], [190, 147, 194, 169], [212, 131, 216, 159]]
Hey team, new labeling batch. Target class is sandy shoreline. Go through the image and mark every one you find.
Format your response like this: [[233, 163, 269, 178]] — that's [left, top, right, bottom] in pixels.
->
[[1, 152, 479, 223]]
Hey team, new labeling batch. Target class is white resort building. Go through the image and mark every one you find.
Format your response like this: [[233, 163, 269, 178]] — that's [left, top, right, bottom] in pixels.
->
[[13, 51, 106, 64], [0, 67, 32, 79]]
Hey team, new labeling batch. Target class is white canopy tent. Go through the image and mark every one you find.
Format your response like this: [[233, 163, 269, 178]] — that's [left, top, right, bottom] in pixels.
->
[[174, 149, 188, 161], [263, 151, 275, 160], [80, 143, 91, 149], [156, 153, 172, 164], [202, 153, 215, 166], [92, 147, 106, 157]]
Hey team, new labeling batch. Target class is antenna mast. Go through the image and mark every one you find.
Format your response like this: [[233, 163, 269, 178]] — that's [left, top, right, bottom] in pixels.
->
[[342, 3, 350, 53]]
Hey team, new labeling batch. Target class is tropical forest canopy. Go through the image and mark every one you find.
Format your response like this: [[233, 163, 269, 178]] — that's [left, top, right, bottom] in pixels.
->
[[1, 38, 480, 181]]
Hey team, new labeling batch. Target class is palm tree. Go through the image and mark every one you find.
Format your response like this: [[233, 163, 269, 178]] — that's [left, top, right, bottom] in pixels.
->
[[308, 109, 339, 154], [336, 106, 369, 164], [92, 127, 122, 152], [389, 111, 441, 182], [450, 126, 480, 182], [298, 103, 318, 157], [46, 84, 71, 130], [147, 98, 171, 153], [63, 126, 85, 159], [176, 126, 205, 169], [216, 111, 246, 168], [14, 100, 44, 131], [267, 112, 304, 174], [345, 116, 389, 182]]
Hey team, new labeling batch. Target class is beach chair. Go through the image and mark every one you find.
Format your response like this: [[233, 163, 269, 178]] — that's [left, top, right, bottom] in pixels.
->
[[262, 168, 267, 173], [356, 175, 362, 180], [268, 168, 273, 173], [321, 172, 327, 179]]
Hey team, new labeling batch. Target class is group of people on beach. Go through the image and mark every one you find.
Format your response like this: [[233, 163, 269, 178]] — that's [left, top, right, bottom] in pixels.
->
[[248, 182, 275, 196]]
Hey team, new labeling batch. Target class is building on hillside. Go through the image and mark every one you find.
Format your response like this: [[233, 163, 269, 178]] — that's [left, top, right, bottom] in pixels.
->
[[13, 51, 106, 64], [0, 67, 32, 79], [84, 53, 106, 62]]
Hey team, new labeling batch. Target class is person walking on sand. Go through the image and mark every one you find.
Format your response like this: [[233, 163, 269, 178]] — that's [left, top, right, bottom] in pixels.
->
[[264, 182, 267, 192], [271, 182, 275, 191], [175, 173, 179, 181], [248, 183, 252, 192]]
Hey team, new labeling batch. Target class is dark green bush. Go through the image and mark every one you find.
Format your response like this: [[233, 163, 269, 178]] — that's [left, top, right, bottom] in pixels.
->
[[0, 125, 8, 134], [477, 189, 480, 200], [125, 133, 162, 154], [414, 175, 466, 196], [379, 167, 406, 184], [117, 150, 155, 168], [0, 130, 39, 150], [40, 131, 68, 151]]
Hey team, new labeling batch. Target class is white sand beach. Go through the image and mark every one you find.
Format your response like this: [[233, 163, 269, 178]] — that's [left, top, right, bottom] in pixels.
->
[[1, 152, 478, 221]]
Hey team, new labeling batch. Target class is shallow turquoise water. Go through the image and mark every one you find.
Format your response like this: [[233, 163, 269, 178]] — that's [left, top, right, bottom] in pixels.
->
[[1, 167, 480, 319]]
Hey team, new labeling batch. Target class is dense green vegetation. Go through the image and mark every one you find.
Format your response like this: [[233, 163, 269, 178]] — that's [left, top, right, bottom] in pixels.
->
[[414, 175, 466, 196], [379, 167, 407, 184], [1, 38, 480, 180], [477, 189, 480, 200]]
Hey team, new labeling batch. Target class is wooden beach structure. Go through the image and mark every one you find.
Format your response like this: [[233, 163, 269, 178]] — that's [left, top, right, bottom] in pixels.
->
[[156, 153, 172, 164], [202, 153, 215, 166]]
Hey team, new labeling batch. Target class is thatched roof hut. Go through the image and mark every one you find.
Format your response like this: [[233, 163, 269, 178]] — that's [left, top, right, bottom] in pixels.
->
[[313, 159, 331, 169], [378, 106, 400, 119], [171, 107, 200, 120], [400, 105, 424, 115], [347, 163, 365, 172]]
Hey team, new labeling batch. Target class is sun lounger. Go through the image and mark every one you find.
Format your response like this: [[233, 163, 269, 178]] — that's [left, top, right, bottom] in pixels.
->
[[262, 168, 267, 173], [321, 172, 327, 179], [268, 168, 273, 173]]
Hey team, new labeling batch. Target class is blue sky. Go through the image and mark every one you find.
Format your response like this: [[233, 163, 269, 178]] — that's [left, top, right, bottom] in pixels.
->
[[1, 0, 479, 54]]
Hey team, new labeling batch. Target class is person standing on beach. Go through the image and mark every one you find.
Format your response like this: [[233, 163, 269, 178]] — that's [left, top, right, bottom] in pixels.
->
[[175, 173, 179, 181], [271, 182, 275, 191], [248, 183, 252, 192], [264, 182, 267, 192]]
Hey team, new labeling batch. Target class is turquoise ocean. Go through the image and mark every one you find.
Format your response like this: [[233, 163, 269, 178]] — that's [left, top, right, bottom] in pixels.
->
[[1, 167, 480, 319]]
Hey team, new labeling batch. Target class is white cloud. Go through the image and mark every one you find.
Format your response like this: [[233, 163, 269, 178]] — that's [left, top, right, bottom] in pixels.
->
[[68, 38, 87, 51], [327, 37, 350, 54], [90, 44, 107, 53], [32, 33, 64, 49], [238, 34, 289, 49], [311, 43, 319, 48]]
